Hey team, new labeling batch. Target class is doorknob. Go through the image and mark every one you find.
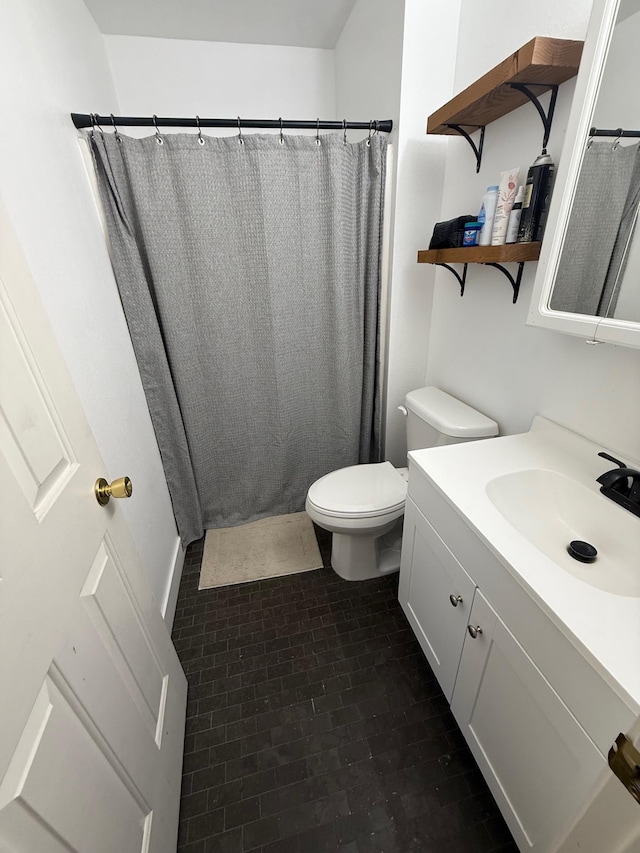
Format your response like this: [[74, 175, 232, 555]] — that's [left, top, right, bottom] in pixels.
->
[[95, 476, 133, 506]]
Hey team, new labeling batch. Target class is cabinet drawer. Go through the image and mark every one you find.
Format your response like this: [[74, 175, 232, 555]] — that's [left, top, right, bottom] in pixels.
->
[[399, 497, 476, 702]]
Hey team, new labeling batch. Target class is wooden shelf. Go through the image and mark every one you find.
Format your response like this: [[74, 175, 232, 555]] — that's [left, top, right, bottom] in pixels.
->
[[417, 243, 541, 265], [427, 37, 583, 136]]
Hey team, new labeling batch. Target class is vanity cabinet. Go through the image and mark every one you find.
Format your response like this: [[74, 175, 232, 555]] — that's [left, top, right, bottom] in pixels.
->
[[399, 471, 634, 853]]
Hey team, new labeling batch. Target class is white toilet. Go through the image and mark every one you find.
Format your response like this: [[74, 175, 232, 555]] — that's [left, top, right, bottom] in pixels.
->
[[305, 386, 498, 581]]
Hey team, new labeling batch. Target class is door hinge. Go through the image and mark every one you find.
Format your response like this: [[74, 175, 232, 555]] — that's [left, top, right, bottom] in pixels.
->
[[608, 733, 640, 805]]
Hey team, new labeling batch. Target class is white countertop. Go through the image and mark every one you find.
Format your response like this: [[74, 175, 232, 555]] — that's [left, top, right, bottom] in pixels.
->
[[408, 416, 640, 712]]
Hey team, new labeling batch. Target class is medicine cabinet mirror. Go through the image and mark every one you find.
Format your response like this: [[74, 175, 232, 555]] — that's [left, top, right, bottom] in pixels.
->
[[528, 0, 640, 348]]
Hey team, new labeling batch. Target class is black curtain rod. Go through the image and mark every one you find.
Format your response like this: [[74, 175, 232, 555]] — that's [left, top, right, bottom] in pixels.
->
[[71, 113, 393, 133], [589, 126, 640, 138]]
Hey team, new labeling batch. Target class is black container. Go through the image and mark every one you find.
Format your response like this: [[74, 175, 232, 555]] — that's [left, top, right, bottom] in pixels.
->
[[517, 150, 555, 243]]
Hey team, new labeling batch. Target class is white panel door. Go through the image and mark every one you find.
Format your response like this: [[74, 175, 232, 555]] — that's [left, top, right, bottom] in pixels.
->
[[0, 204, 187, 852]]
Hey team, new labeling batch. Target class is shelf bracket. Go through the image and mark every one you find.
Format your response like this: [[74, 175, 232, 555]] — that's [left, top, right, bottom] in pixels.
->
[[506, 82, 558, 150], [443, 124, 485, 173], [482, 261, 525, 304], [437, 262, 468, 297]]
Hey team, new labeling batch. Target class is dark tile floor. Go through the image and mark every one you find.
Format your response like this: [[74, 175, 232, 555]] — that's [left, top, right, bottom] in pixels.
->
[[172, 527, 518, 853]]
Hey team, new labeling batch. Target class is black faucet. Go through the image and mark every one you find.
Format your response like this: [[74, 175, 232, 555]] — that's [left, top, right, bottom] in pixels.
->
[[596, 452, 640, 519]]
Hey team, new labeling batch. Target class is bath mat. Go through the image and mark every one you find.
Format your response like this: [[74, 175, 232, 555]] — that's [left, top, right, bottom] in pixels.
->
[[198, 512, 323, 589]]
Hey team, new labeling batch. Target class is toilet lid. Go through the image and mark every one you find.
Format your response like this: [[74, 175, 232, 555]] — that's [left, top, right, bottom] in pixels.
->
[[307, 461, 407, 518]]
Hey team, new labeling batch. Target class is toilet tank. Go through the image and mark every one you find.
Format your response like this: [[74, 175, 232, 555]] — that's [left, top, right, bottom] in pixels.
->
[[404, 386, 498, 451]]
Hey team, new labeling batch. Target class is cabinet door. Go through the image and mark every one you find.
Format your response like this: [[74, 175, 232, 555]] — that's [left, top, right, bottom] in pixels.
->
[[399, 497, 476, 701], [452, 590, 605, 853]]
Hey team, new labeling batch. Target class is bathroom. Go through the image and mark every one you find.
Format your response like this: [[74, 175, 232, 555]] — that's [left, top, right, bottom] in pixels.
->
[[1, 0, 639, 850]]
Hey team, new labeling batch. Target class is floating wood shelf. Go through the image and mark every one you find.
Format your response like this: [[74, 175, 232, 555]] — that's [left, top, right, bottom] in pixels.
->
[[427, 37, 583, 136], [417, 243, 541, 265], [417, 243, 542, 304]]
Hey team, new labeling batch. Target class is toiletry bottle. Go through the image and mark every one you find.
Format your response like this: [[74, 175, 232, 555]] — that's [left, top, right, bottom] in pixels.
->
[[477, 185, 499, 246], [517, 150, 556, 243], [463, 221, 482, 246], [491, 167, 520, 245], [505, 186, 524, 243]]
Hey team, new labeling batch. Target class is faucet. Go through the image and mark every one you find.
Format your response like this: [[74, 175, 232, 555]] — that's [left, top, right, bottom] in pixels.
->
[[596, 452, 640, 519]]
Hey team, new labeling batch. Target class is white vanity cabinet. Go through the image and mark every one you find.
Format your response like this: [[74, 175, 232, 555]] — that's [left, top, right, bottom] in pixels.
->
[[399, 461, 636, 853]]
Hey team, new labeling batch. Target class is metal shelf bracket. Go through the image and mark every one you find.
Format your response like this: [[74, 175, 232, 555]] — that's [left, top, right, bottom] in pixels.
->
[[506, 82, 559, 150], [482, 261, 525, 303], [437, 262, 468, 297], [443, 125, 485, 173]]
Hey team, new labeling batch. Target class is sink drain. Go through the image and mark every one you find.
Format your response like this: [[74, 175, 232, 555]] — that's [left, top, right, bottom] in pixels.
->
[[567, 540, 598, 563]]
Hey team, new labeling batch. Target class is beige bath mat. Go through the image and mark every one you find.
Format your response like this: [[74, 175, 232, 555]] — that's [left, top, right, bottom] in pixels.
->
[[199, 512, 323, 589]]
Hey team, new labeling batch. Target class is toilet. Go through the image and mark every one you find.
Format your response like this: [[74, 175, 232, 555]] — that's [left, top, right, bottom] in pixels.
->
[[305, 386, 498, 581]]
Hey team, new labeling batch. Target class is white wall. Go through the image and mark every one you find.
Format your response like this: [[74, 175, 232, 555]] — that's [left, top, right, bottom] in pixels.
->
[[0, 0, 182, 614], [336, 0, 463, 466], [424, 0, 640, 462], [104, 35, 335, 128]]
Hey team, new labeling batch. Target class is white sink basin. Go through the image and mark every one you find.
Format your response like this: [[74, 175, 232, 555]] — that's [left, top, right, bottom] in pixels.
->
[[486, 468, 640, 597]]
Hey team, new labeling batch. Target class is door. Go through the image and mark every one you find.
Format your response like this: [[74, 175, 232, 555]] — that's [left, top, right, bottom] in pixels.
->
[[451, 590, 604, 853], [398, 497, 476, 701], [0, 204, 187, 851]]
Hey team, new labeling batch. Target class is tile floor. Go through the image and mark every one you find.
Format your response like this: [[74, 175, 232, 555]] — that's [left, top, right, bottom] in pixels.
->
[[172, 527, 518, 853]]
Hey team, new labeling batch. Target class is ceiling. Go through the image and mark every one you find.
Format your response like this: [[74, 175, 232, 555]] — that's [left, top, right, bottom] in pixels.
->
[[83, 0, 358, 49]]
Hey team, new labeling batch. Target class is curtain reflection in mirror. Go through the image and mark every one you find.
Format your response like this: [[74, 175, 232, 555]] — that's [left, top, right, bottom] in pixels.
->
[[550, 140, 640, 318]]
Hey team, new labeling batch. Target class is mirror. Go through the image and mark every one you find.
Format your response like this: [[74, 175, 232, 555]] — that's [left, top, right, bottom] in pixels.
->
[[528, 0, 640, 348]]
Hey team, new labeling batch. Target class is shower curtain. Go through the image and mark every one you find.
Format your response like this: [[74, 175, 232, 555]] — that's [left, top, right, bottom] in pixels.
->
[[90, 130, 387, 546], [550, 140, 640, 316]]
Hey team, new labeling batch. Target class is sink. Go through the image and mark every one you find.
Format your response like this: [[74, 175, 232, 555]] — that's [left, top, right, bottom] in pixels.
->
[[486, 468, 640, 597]]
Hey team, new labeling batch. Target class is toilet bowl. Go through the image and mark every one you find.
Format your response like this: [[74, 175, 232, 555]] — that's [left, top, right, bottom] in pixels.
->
[[306, 387, 498, 581], [305, 462, 408, 581]]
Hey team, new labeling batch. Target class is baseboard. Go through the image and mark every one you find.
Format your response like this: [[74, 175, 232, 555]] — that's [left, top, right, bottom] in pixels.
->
[[162, 537, 185, 629]]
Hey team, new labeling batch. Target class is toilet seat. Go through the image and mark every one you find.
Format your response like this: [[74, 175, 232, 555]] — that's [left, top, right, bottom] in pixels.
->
[[306, 461, 407, 519]]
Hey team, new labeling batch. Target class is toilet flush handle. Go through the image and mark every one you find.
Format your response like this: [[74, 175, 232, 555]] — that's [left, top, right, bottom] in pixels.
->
[[397, 405, 408, 417]]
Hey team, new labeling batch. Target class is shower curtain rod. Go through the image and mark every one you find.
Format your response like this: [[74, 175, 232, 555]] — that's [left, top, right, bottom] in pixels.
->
[[70, 113, 393, 133], [589, 126, 640, 138]]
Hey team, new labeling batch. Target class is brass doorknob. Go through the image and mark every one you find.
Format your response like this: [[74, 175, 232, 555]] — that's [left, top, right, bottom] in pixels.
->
[[95, 476, 133, 506]]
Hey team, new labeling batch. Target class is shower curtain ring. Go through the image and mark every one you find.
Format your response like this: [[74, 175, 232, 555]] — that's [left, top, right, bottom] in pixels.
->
[[612, 128, 623, 150], [110, 113, 121, 142], [316, 118, 321, 146], [367, 120, 373, 147], [343, 119, 347, 145], [237, 116, 244, 145], [279, 117, 284, 145], [152, 115, 164, 145], [195, 115, 205, 145], [89, 113, 96, 139]]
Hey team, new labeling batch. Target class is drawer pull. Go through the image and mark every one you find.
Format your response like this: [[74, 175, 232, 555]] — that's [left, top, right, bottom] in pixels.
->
[[449, 594, 463, 607], [467, 624, 483, 639]]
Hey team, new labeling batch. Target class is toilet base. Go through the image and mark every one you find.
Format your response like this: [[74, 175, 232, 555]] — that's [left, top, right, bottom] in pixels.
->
[[331, 519, 403, 581]]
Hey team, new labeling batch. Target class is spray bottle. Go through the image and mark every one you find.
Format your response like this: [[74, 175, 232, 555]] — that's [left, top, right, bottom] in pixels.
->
[[517, 150, 555, 243]]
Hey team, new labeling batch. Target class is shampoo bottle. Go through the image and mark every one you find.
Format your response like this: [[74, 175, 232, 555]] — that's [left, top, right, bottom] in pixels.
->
[[477, 185, 499, 246], [505, 186, 524, 243]]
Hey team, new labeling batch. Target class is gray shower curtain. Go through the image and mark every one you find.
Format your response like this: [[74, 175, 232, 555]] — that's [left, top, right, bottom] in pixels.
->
[[90, 130, 386, 546], [550, 140, 640, 316]]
